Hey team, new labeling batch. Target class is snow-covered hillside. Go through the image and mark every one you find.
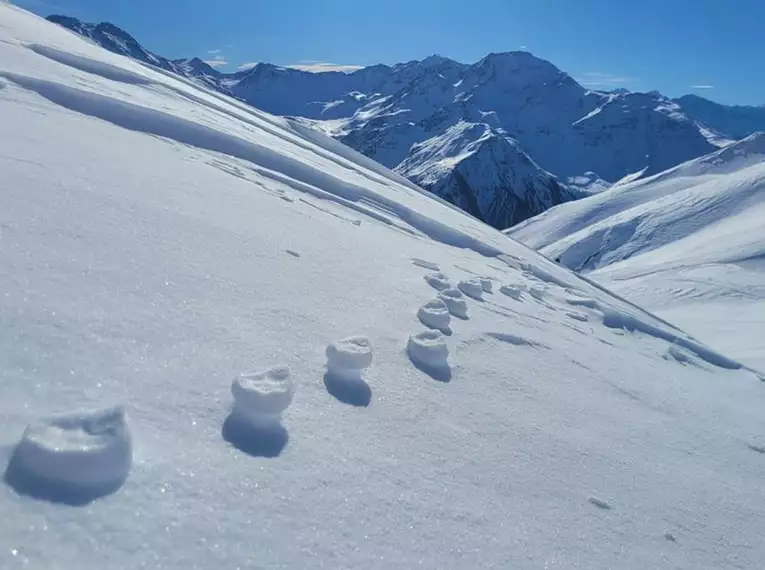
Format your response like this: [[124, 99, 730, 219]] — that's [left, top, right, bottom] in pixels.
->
[[3, 6, 765, 569], [45, 15, 226, 92], [509, 133, 765, 369], [48, 16, 722, 229]]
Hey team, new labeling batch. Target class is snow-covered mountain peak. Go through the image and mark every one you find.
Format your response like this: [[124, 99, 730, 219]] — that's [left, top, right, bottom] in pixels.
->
[[418, 53, 461, 68], [173, 57, 221, 78], [398, 121, 574, 228], [471, 50, 576, 88]]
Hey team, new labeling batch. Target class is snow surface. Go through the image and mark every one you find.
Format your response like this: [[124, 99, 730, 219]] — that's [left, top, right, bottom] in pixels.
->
[[509, 133, 765, 370], [2, 6, 765, 569]]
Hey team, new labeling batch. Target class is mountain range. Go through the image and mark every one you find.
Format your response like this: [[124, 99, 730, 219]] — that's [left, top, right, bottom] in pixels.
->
[[47, 14, 765, 229]]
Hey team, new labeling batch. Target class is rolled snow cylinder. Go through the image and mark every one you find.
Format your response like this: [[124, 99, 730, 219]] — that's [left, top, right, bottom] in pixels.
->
[[438, 288, 469, 318], [407, 330, 449, 369], [417, 298, 451, 332], [458, 279, 484, 300], [326, 336, 373, 372], [529, 286, 546, 301], [231, 365, 295, 422], [12, 406, 132, 492], [423, 272, 452, 291], [499, 284, 523, 300]]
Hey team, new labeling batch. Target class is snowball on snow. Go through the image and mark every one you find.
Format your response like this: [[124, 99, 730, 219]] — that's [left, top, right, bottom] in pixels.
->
[[458, 279, 484, 300], [10, 406, 132, 492], [500, 284, 523, 300], [326, 336, 373, 371], [417, 298, 451, 332], [438, 288, 469, 318], [424, 271, 452, 291], [231, 365, 295, 417], [407, 330, 450, 369]]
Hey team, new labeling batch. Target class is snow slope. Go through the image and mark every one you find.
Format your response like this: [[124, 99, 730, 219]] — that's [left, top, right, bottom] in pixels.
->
[[509, 133, 765, 369], [45, 15, 226, 93], [2, 6, 765, 569]]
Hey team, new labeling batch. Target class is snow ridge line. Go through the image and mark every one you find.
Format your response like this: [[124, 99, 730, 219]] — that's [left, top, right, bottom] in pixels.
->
[[0, 69, 504, 258]]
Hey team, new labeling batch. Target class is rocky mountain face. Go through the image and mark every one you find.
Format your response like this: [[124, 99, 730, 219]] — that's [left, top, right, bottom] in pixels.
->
[[49, 14, 755, 229]]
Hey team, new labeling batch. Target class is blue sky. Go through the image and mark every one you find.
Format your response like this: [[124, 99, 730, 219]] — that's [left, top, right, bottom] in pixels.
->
[[16, 0, 765, 105]]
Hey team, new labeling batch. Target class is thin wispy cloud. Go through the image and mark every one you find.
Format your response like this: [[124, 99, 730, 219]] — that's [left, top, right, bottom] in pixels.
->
[[287, 62, 363, 73], [203, 56, 228, 68], [519, 45, 528, 49], [207, 49, 222, 55], [691, 84, 715, 89], [236, 61, 363, 73], [578, 71, 639, 88]]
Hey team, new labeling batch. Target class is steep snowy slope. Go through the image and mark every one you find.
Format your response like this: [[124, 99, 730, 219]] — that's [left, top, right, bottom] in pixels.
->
[[46, 15, 226, 92], [46, 16, 720, 229], [3, 7, 765, 570], [509, 133, 765, 368]]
